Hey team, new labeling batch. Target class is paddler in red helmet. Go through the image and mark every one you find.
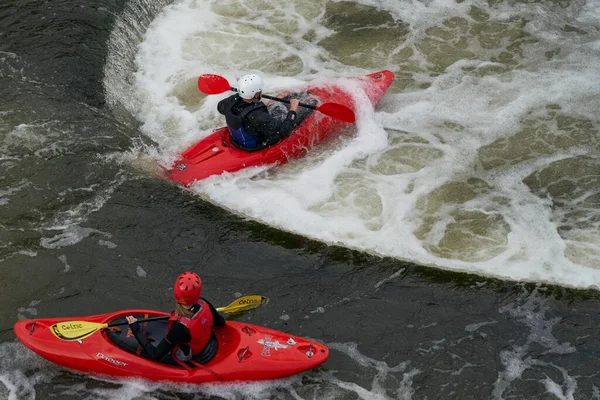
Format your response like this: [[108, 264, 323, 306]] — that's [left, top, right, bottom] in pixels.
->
[[125, 272, 225, 364]]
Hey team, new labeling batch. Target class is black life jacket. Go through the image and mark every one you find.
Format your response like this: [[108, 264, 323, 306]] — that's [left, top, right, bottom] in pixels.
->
[[222, 95, 265, 148]]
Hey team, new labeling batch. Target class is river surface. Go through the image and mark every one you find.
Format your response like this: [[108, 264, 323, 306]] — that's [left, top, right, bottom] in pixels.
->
[[1, 0, 600, 398]]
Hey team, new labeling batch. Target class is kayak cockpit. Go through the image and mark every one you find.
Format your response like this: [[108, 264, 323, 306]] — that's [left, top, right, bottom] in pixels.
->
[[104, 314, 241, 369]]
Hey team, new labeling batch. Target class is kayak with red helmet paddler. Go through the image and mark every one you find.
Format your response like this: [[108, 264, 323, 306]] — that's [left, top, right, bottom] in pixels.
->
[[14, 272, 329, 384]]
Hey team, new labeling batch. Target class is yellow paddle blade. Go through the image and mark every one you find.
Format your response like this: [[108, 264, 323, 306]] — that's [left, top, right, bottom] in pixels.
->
[[50, 321, 109, 341], [216, 295, 269, 314]]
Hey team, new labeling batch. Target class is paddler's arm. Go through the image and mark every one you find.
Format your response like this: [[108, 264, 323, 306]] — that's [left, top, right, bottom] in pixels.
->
[[217, 94, 236, 115], [247, 99, 300, 144], [126, 316, 177, 361]]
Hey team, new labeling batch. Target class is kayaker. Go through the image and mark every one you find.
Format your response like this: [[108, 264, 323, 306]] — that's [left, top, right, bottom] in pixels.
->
[[217, 73, 300, 149], [125, 271, 225, 365]]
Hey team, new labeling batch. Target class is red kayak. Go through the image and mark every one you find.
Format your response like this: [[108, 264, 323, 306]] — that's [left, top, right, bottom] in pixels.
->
[[169, 70, 395, 186], [14, 310, 329, 384]]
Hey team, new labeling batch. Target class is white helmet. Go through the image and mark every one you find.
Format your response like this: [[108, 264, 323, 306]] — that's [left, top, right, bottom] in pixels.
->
[[237, 74, 264, 99]]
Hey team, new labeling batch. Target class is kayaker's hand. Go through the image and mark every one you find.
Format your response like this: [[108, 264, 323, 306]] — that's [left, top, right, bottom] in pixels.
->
[[289, 99, 300, 113], [126, 316, 138, 325]]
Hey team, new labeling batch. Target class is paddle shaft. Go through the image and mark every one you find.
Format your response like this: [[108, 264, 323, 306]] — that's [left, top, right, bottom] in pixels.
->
[[198, 75, 355, 122], [108, 315, 169, 328], [49, 295, 269, 341], [231, 88, 314, 111], [261, 94, 316, 111], [104, 297, 265, 327], [105, 303, 243, 327]]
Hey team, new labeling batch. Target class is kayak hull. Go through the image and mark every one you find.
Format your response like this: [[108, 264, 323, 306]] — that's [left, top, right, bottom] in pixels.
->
[[168, 70, 395, 186], [13, 310, 328, 384]]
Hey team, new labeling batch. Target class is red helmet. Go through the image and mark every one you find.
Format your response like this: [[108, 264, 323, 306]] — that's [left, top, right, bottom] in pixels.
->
[[173, 272, 202, 305]]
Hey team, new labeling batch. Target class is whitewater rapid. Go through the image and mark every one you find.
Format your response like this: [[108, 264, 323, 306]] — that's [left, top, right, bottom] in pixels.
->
[[105, 0, 600, 288]]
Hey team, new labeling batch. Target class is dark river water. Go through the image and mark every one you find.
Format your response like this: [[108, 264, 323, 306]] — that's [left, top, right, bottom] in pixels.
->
[[1, 0, 600, 399]]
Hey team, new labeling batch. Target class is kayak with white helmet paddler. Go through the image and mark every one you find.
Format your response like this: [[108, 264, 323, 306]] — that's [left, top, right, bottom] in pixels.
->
[[168, 70, 395, 186]]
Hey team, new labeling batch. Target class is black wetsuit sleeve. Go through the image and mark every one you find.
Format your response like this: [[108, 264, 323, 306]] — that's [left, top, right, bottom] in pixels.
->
[[217, 98, 228, 115], [129, 321, 190, 361], [202, 298, 226, 327], [218, 94, 237, 116], [244, 107, 297, 146]]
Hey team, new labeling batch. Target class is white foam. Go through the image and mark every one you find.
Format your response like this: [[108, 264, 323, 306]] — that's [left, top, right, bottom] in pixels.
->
[[327, 342, 420, 399], [464, 321, 496, 333], [17, 250, 37, 257], [98, 239, 117, 248], [0, 180, 30, 206], [38, 174, 124, 250], [0, 343, 56, 400], [40, 226, 100, 249], [58, 254, 71, 272], [16, 300, 41, 320], [279, 313, 290, 321], [136, 266, 147, 277], [493, 291, 577, 397], [374, 268, 405, 289]]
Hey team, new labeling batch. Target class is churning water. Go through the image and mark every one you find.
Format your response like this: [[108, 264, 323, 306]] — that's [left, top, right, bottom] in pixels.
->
[[2, 0, 600, 398], [106, 0, 600, 288]]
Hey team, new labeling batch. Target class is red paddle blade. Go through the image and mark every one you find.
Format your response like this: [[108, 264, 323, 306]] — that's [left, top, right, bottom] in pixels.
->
[[316, 103, 356, 123], [197, 74, 232, 94]]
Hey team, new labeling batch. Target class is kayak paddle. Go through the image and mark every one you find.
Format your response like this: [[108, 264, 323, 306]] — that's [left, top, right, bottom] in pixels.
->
[[49, 295, 270, 341], [197, 74, 356, 123]]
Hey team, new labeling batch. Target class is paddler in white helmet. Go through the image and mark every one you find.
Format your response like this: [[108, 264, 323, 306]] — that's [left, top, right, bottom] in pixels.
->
[[217, 73, 300, 150]]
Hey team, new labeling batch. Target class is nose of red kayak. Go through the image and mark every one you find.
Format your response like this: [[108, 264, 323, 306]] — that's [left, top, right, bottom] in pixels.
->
[[168, 159, 192, 186], [299, 341, 329, 368], [13, 319, 31, 344]]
